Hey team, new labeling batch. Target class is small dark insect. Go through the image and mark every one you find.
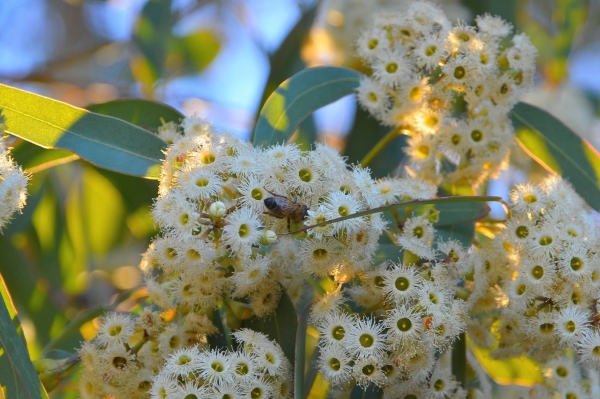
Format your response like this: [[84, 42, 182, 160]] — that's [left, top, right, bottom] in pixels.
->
[[263, 188, 309, 232]]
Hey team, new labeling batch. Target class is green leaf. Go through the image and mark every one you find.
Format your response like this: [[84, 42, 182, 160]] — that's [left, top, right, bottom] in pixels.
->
[[292, 116, 318, 151], [432, 199, 488, 248], [207, 307, 232, 351], [373, 244, 402, 264], [253, 67, 363, 147], [344, 108, 407, 178], [133, 0, 173, 82], [435, 224, 476, 249], [294, 304, 311, 399], [0, 275, 49, 399], [451, 332, 466, 388], [87, 99, 183, 131], [243, 290, 298, 364], [9, 141, 76, 175], [349, 385, 382, 399], [179, 30, 221, 72], [511, 101, 600, 211], [0, 84, 167, 179]]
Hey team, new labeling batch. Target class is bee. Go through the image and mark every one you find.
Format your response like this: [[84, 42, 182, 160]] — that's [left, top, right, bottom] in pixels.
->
[[263, 188, 309, 231]]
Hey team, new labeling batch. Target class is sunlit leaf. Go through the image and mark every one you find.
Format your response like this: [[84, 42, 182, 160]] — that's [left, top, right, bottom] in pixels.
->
[[243, 291, 298, 364], [180, 30, 221, 72], [470, 338, 543, 386], [511, 102, 600, 211], [132, 0, 172, 92], [253, 67, 363, 147], [87, 99, 184, 131], [344, 108, 407, 178], [0, 84, 166, 179], [292, 116, 318, 151], [0, 275, 49, 399], [10, 141, 76, 175], [293, 305, 309, 399], [82, 167, 126, 256]]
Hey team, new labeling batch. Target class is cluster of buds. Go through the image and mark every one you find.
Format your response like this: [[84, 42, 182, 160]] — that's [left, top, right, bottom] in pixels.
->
[[355, 2, 536, 185]]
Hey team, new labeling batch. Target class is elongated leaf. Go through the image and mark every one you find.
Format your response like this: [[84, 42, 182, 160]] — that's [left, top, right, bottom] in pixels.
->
[[292, 116, 318, 151], [435, 223, 476, 248], [349, 385, 382, 399], [511, 101, 600, 211], [253, 67, 363, 147], [345, 108, 407, 178], [0, 275, 49, 399], [87, 99, 183, 131], [179, 30, 221, 73], [294, 304, 311, 399], [470, 338, 542, 385], [0, 84, 167, 179], [9, 141, 76, 175], [243, 291, 298, 364], [207, 307, 231, 351]]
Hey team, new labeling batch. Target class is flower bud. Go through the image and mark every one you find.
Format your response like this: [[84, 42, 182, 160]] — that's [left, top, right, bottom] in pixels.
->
[[208, 201, 226, 218], [259, 230, 278, 245]]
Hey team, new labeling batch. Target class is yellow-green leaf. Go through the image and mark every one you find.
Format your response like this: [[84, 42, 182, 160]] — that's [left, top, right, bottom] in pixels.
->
[[87, 99, 183, 131], [0, 84, 167, 179], [511, 101, 600, 211], [253, 67, 363, 147], [0, 275, 49, 399]]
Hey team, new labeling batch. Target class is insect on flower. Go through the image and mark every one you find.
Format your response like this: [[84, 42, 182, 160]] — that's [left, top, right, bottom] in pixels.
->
[[263, 188, 309, 232]]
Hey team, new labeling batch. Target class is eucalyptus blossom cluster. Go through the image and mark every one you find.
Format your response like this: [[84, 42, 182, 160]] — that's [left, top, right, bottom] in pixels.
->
[[460, 177, 600, 398], [79, 308, 217, 398], [142, 117, 439, 318], [529, 352, 600, 399], [310, 227, 483, 396], [0, 113, 28, 230], [151, 329, 292, 399], [355, 2, 536, 185], [494, 177, 600, 366]]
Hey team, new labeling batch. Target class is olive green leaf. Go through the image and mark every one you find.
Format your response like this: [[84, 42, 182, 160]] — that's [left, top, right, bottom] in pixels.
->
[[0, 84, 167, 179], [253, 66, 363, 147], [511, 101, 600, 211], [0, 276, 49, 399]]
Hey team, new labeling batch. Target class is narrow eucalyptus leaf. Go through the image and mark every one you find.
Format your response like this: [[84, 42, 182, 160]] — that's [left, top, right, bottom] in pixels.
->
[[0, 84, 167, 179], [511, 101, 600, 211], [87, 99, 183, 131], [253, 67, 363, 147], [0, 276, 49, 399]]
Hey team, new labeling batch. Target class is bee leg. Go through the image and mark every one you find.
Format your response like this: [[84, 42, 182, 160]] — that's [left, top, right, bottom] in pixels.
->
[[287, 217, 291, 232], [263, 187, 287, 198]]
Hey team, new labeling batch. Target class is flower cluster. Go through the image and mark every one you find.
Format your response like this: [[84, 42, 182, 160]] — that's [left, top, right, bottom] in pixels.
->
[[355, 2, 536, 185], [151, 329, 292, 399], [143, 117, 440, 317], [458, 177, 600, 397], [529, 353, 600, 399], [305, 0, 468, 68], [79, 309, 216, 398], [0, 113, 28, 230], [312, 255, 471, 394], [493, 177, 600, 365]]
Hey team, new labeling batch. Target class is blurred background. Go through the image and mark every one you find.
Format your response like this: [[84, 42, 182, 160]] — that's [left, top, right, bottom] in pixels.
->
[[0, 0, 599, 397]]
